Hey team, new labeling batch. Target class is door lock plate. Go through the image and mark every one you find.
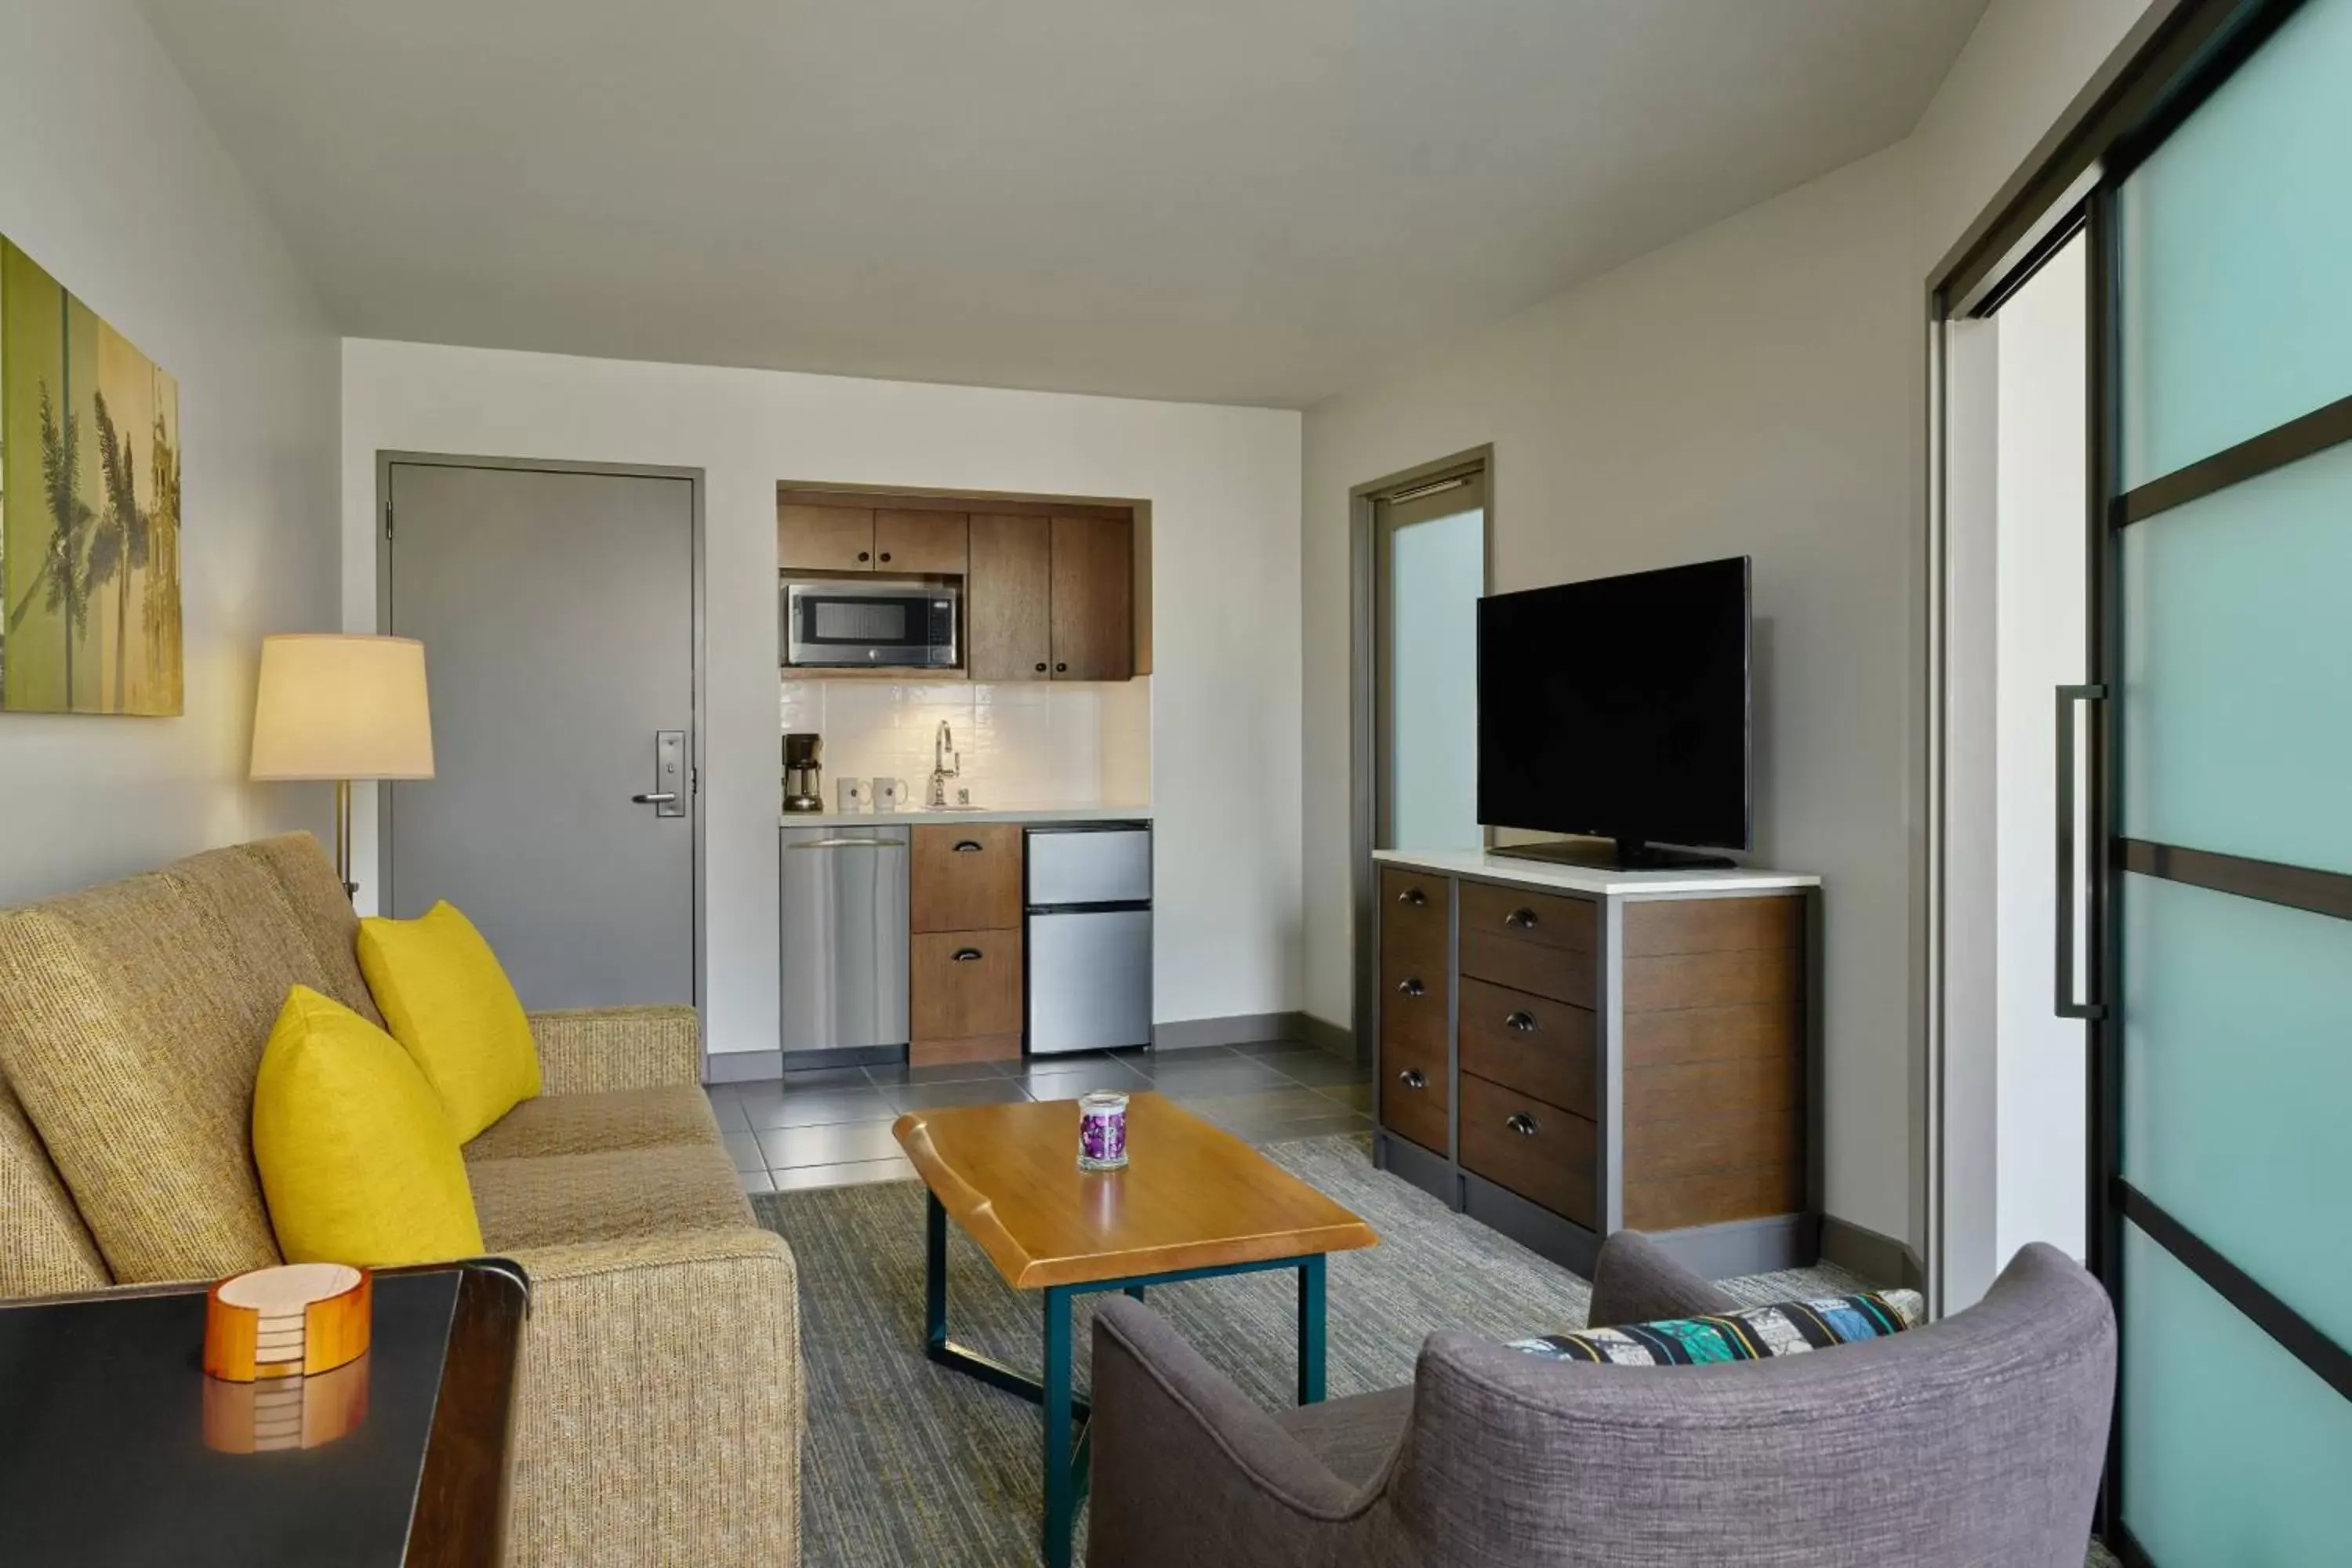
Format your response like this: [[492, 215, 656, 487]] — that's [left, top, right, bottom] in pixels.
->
[[652, 730, 688, 818]]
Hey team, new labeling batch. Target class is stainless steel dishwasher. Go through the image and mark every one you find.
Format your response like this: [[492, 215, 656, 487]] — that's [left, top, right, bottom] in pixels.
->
[[1025, 822, 1152, 1055], [779, 826, 909, 1054]]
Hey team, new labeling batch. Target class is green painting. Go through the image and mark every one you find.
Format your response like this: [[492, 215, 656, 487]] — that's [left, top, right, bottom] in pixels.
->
[[0, 235, 182, 716]]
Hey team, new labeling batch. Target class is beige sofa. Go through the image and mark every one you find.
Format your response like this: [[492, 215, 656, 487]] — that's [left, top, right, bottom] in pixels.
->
[[0, 833, 801, 1566]]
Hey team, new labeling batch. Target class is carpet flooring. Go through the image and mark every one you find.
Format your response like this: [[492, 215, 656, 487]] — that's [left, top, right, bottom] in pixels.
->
[[752, 1131, 1872, 1568]]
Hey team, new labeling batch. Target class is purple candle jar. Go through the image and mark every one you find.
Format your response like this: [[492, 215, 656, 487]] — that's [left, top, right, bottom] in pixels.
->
[[1078, 1091, 1130, 1171]]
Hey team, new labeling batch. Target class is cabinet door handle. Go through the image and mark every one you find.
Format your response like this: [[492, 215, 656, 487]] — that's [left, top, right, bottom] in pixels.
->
[[857, 550, 870, 562], [879, 551, 892, 563], [1396, 1068, 1427, 1091], [1397, 887, 1427, 907], [1504, 906, 1538, 931], [1054, 662, 1069, 673], [1506, 1112, 1541, 1138], [1034, 662, 1047, 673], [1504, 1011, 1537, 1033], [953, 840, 984, 852], [1396, 977, 1424, 998], [952, 948, 984, 962]]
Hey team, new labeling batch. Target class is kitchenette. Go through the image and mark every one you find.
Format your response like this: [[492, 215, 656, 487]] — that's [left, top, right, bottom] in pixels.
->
[[771, 485, 1155, 1073]]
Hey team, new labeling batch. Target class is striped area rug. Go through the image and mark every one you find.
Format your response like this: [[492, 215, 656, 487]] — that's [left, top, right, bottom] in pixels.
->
[[753, 1132, 1870, 1568]]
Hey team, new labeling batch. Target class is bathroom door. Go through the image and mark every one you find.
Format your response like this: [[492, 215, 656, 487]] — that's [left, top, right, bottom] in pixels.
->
[[2079, 1, 2352, 1556], [379, 457, 700, 1014]]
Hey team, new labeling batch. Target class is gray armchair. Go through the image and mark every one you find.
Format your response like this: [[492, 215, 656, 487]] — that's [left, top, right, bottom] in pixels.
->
[[1087, 1232, 2114, 1567]]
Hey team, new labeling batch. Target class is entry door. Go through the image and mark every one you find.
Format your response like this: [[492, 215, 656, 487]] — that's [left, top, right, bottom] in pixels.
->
[[2084, 1, 2352, 1557], [382, 459, 698, 1011], [1372, 471, 1486, 852]]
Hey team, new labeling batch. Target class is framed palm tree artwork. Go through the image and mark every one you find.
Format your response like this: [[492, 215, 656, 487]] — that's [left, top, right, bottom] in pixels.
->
[[0, 234, 182, 717]]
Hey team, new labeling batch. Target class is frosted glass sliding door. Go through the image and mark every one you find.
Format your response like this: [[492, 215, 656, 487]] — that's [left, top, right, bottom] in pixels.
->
[[1373, 476, 1485, 853], [2095, 2, 2352, 1559]]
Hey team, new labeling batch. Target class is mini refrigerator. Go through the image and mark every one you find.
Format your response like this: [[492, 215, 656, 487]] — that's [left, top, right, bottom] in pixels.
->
[[1025, 823, 1152, 1055]]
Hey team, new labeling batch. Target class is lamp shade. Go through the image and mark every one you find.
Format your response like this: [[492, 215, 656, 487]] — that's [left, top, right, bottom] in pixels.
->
[[250, 635, 435, 782]]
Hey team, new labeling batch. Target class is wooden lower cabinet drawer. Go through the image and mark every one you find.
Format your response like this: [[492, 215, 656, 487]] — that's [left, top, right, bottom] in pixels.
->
[[1457, 1073, 1596, 1229], [1378, 946, 1448, 1051], [910, 929, 1023, 1044], [1459, 927, 1594, 1009], [1458, 880, 1595, 956], [911, 825, 1023, 933], [1378, 1026, 1449, 1158], [1457, 978, 1596, 1119]]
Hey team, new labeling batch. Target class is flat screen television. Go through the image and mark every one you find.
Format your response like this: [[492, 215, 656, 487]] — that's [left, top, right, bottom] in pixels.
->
[[1476, 556, 1751, 870]]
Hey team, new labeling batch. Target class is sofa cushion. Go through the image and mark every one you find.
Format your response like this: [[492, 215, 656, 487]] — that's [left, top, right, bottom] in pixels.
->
[[1510, 1287, 1926, 1367], [0, 870, 291, 1283], [470, 1142, 753, 1250], [465, 1084, 721, 1163], [240, 833, 383, 1026], [0, 1073, 109, 1298], [254, 985, 486, 1267], [359, 902, 543, 1142]]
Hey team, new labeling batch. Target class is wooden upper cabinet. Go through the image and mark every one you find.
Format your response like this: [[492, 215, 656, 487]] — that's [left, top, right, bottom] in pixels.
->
[[1049, 514, 1134, 681], [873, 510, 969, 575], [967, 514, 1054, 681], [778, 504, 874, 572]]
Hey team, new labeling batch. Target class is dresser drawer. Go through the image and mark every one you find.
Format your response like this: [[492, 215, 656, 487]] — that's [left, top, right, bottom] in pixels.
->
[[911, 825, 1023, 934], [1377, 940, 1448, 1050], [1379, 1025, 1449, 1157], [1458, 881, 1595, 956], [910, 929, 1023, 1042], [1457, 978, 1596, 1120], [1458, 1073, 1596, 1228], [1459, 926, 1595, 1008], [1380, 867, 1449, 968]]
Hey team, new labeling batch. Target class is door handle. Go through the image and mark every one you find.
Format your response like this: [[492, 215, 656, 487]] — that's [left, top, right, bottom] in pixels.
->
[[632, 793, 679, 804], [953, 840, 985, 853], [1504, 907, 1538, 930], [1506, 1112, 1541, 1137], [644, 730, 688, 818], [2055, 685, 2107, 1020], [1505, 1011, 1537, 1033], [1396, 1068, 1427, 1090], [953, 948, 984, 962], [1396, 977, 1424, 998], [1397, 887, 1427, 907]]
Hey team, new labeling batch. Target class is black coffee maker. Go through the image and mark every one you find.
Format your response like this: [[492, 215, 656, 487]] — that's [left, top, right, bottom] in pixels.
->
[[782, 733, 824, 814]]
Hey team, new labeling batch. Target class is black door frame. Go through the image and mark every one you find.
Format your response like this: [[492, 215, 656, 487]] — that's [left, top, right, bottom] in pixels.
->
[[1929, 0, 2346, 1558]]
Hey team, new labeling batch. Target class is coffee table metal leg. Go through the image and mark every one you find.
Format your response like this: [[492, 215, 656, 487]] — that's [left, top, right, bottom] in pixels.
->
[[1042, 1285, 1078, 1568], [1298, 1254, 1327, 1405], [925, 1191, 949, 1353]]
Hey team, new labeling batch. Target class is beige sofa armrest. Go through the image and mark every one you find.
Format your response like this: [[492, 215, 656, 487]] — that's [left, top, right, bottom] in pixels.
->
[[527, 1006, 701, 1094], [503, 1227, 801, 1568]]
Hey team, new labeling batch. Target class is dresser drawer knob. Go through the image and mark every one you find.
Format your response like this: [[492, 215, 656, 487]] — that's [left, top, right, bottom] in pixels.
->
[[1504, 1011, 1537, 1033], [952, 948, 984, 962], [1395, 977, 1425, 998], [1504, 906, 1538, 931], [1505, 1112, 1541, 1138], [1396, 1068, 1427, 1091], [1397, 887, 1427, 907]]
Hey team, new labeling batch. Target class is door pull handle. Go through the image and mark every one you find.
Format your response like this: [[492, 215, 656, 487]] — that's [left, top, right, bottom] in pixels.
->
[[1396, 1069, 1427, 1090], [952, 948, 984, 962], [1506, 1112, 1541, 1137], [953, 840, 984, 852], [633, 792, 679, 804], [2055, 684, 2108, 1020]]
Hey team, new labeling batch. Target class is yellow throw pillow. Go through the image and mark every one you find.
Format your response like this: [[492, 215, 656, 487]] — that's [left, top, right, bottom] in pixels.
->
[[357, 901, 543, 1142], [253, 985, 485, 1267]]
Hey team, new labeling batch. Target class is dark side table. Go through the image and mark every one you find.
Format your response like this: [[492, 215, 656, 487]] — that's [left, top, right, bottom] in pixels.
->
[[0, 1260, 529, 1567]]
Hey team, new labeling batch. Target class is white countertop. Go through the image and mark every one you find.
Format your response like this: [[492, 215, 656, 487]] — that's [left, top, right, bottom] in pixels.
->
[[780, 802, 1152, 829], [1372, 846, 1819, 897]]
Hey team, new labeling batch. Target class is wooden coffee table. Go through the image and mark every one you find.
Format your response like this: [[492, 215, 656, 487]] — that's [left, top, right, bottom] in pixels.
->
[[893, 1091, 1377, 1568]]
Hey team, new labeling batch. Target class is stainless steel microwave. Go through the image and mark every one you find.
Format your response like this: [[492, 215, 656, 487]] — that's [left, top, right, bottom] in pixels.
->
[[782, 577, 960, 670]]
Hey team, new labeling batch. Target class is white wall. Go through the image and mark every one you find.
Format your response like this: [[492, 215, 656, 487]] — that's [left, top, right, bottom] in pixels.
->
[[1994, 238, 2088, 1267], [0, 0, 340, 902], [340, 339, 1301, 1058], [1299, 0, 2169, 1247]]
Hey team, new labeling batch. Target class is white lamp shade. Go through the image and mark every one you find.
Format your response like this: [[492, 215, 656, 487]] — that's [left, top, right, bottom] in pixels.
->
[[249, 635, 436, 781]]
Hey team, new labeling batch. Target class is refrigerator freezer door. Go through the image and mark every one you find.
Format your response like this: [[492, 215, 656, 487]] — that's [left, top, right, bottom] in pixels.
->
[[1027, 909, 1152, 1054], [1025, 826, 1152, 906]]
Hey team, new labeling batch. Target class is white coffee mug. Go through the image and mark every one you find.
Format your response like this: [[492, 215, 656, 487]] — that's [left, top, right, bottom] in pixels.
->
[[873, 777, 906, 811], [837, 778, 869, 812]]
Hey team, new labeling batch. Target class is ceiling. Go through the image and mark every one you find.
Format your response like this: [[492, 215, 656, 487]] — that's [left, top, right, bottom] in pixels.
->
[[140, 0, 1987, 408]]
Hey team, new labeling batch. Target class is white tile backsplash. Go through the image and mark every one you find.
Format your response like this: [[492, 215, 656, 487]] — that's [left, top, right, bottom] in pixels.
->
[[780, 676, 1150, 808]]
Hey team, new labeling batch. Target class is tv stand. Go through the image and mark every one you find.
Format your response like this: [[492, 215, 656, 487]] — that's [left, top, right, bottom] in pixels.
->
[[1490, 837, 1737, 873]]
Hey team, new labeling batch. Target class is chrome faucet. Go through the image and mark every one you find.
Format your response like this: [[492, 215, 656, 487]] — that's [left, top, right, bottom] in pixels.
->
[[929, 720, 960, 808]]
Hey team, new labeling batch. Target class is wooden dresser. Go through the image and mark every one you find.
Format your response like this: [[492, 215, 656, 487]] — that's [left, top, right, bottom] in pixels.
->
[[1371, 850, 1821, 1279]]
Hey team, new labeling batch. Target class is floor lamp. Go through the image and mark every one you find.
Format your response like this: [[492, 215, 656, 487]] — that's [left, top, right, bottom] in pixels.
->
[[249, 634, 436, 902]]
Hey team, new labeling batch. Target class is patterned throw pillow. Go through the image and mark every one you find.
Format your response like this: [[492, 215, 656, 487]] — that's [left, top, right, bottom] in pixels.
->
[[1509, 1289, 1925, 1366]]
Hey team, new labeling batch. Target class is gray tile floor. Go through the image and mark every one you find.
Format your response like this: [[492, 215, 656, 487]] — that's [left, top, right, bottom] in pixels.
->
[[709, 1039, 1374, 1193]]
